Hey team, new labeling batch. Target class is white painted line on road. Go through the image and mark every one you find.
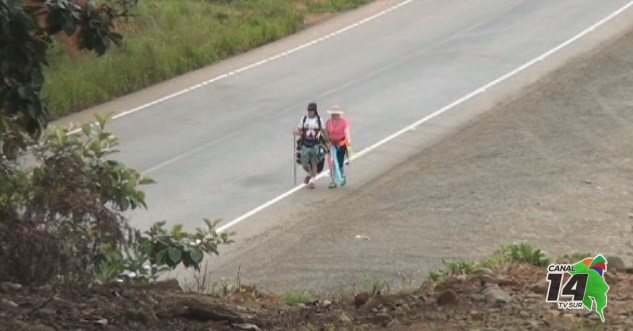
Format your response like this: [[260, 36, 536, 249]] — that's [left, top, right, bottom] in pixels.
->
[[67, 0, 415, 135], [115, 0, 415, 121], [217, 0, 633, 233]]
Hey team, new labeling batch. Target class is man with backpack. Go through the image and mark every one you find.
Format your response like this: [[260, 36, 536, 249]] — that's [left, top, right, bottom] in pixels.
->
[[294, 102, 328, 189]]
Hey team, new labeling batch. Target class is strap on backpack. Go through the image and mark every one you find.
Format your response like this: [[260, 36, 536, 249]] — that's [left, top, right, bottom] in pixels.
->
[[301, 115, 323, 140]]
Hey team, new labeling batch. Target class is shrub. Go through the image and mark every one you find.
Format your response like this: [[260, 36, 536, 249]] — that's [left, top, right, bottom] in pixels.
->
[[0, 115, 232, 285], [95, 220, 233, 284], [501, 242, 551, 267]]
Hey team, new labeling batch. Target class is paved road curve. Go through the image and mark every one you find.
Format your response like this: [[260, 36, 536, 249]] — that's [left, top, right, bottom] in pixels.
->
[[107, 0, 631, 229]]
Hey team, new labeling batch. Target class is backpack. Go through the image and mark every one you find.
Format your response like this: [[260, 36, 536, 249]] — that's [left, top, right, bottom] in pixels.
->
[[296, 115, 326, 172], [300, 115, 324, 145]]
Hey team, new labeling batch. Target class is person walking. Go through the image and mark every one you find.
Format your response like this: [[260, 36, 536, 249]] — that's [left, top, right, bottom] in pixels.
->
[[326, 105, 351, 188], [294, 102, 328, 189]]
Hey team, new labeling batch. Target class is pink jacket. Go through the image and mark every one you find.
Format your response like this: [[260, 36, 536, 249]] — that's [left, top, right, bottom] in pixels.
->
[[326, 117, 351, 146]]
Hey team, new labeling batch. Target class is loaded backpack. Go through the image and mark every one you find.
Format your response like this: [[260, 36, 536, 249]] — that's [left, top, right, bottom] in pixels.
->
[[295, 115, 326, 172]]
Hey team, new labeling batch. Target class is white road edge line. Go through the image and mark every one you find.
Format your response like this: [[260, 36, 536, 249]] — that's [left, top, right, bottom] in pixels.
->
[[67, 0, 416, 134], [217, 0, 633, 233]]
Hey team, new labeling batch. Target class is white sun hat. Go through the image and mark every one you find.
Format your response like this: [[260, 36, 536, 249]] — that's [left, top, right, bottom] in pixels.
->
[[327, 105, 344, 115]]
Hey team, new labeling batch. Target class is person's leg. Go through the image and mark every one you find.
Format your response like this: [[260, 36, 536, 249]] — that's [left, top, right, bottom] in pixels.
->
[[327, 150, 337, 188], [300, 145, 311, 184], [308, 145, 319, 188], [337, 146, 347, 185]]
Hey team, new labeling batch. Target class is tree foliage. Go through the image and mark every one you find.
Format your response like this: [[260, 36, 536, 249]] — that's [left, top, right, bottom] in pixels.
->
[[0, 0, 134, 156]]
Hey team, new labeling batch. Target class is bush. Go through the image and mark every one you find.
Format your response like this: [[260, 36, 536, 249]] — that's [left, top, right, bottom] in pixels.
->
[[0, 115, 232, 285], [95, 220, 233, 284]]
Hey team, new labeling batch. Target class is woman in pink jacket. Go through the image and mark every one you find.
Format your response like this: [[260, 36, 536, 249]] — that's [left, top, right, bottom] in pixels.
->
[[326, 105, 352, 188]]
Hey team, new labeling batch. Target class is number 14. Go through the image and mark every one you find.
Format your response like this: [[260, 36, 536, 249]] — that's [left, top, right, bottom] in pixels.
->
[[546, 273, 588, 302]]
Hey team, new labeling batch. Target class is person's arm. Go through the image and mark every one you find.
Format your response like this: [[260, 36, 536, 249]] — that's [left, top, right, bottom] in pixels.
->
[[294, 118, 304, 136], [344, 118, 351, 146], [343, 119, 354, 161], [321, 117, 330, 144]]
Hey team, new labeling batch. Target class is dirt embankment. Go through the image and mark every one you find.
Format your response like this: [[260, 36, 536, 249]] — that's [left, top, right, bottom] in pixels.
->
[[1, 262, 632, 330]]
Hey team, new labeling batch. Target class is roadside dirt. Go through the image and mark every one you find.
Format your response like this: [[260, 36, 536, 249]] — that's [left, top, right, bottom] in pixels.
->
[[2, 263, 632, 330]]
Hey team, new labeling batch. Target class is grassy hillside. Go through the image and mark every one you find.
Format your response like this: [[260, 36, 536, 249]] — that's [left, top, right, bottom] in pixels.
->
[[42, 0, 372, 118]]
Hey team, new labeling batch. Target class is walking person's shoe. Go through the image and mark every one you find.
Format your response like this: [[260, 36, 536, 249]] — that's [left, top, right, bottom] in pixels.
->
[[328, 182, 337, 189], [308, 177, 316, 189], [341, 176, 346, 187], [304, 176, 311, 184]]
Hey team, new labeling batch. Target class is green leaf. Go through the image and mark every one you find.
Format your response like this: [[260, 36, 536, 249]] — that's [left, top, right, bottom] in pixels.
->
[[120, 197, 130, 211], [63, 17, 77, 36], [31, 70, 44, 88], [167, 247, 182, 265], [190, 248, 204, 264], [155, 250, 168, 265], [106, 250, 123, 262], [46, 10, 64, 34], [82, 123, 92, 136], [157, 236, 171, 247], [111, 32, 123, 44]]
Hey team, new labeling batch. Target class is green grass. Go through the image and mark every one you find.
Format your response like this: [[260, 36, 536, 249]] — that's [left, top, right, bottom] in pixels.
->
[[429, 242, 552, 282], [42, 0, 374, 118], [306, 0, 373, 12], [359, 275, 390, 295], [501, 242, 551, 266], [282, 290, 316, 304], [558, 251, 593, 264]]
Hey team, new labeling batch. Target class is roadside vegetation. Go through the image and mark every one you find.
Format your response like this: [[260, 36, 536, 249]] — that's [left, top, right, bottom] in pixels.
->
[[43, 0, 373, 118], [1, 0, 232, 288], [428, 241, 552, 283]]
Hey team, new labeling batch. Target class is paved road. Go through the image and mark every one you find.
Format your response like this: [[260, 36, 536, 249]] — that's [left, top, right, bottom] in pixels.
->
[[102, 0, 631, 230], [203, 11, 633, 293]]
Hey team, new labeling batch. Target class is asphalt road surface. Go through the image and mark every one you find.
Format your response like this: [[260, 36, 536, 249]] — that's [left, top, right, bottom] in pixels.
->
[[67, 0, 629, 230]]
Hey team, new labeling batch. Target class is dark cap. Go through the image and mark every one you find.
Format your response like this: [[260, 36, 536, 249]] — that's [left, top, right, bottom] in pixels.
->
[[307, 102, 317, 111]]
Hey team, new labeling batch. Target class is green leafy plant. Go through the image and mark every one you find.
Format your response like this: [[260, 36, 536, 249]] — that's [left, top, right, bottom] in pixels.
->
[[1, 1, 234, 286], [360, 275, 390, 295], [428, 243, 551, 283], [428, 269, 446, 282], [428, 259, 475, 283], [501, 242, 551, 266], [1, 115, 152, 284], [1, 116, 233, 284], [443, 259, 476, 275], [95, 220, 233, 284], [282, 290, 317, 305]]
